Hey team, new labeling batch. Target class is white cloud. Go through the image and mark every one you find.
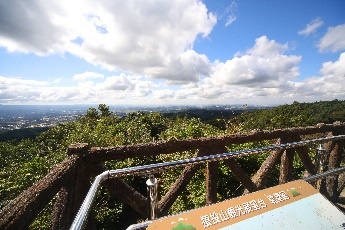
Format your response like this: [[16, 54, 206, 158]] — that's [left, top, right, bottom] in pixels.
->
[[318, 24, 345, 52], [320, 52, 345, 78], [152, 36, 306, 104], [246, 36, 289, 57], [211, 36, 301, 87], [148, 50, 211, 84], [73, 72, 104, 81], [0, 0, 216, 82], [0, 76, 48, 87], [225, 15, 237, 27], [225, 1, 237, 27], [298, 18, 324, 36], [198, 43, 345, 104], [0, 73, 158, 104], [295, 52, 345, 99], [153, 89, 176, 100], [0, 76, 49, 103], [1, 0, 344, 107], [0, 1, 83, 55], [96, 74, 136, 91]]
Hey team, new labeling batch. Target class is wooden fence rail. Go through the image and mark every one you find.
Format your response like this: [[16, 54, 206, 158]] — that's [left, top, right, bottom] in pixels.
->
[[0, 123, 344, 229]]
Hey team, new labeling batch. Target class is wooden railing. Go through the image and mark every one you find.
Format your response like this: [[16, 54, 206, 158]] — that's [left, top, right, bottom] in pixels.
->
[[0, 122, 345, 229]]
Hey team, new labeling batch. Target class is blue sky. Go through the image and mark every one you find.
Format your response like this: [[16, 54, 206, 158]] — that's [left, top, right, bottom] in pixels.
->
[[0, 0, 344, 105]]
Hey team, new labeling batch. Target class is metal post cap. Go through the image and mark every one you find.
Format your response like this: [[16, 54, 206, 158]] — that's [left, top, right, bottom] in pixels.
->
[[146, 178, 158, 186]]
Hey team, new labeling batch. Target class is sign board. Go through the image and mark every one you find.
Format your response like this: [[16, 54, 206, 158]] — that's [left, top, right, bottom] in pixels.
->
[[147, 180, 345, 229]]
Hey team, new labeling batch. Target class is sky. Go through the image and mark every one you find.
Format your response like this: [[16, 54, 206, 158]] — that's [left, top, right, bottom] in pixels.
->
[[0, 0, 344, 106]]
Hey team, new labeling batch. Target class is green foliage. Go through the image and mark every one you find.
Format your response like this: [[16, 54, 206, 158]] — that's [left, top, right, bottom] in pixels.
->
[[75, 110, 168, 146], [158, 117, 223, 214], [0, 139, 63, 209], [0, 127, 49, 142], [98, 104, 112, 117], [160, 116, 221, 140], [232, 100, 345, 131], [94, 188, 124, 229], [84, 104, 113, 119], [29, 204, 52, 230]]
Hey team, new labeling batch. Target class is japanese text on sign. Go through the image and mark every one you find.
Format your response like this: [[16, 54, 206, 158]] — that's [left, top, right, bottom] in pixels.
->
[[200, 191, 290, 228]]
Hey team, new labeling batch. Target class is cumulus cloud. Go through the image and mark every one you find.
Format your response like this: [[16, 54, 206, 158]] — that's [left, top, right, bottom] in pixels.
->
[[0, 73, 157, 104], [0, 76, 48, 87], [246, 36, 289, 57], [0, 0, 216, 82], [298, 18, 324, 36], [73, 72, 104, 81], [1, 0, 343, 106], [153, 89, 175, 100], [0, 76, 48, 103], [0, 1, 82, 55], [151, 49, 345, 104], [148, 50, 211, 84], [211, 36, 301, 87], [318, 24, 345, 52], [320, 52, 345, 78], [2, 36, 343, 105], [150, 36, 306, 104], [295, 52, 345, 99], [97, 74, 136, 91]]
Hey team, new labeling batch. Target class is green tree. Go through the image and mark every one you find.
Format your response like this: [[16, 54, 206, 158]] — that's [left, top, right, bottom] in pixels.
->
[[232, 99, 345, 130], [85, 107, 100, 120], [98, 104, 112, 117]]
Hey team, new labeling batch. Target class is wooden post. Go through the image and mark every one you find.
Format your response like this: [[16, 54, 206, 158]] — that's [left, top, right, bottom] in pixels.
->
[[158, 163, 202, 216], [158, 149, 210, 216], [225, 158, 258, 194], [279, 135, 301, 184], [325, 130, 344, 202], [206, 161, 218, 205], [295, 146, 316, 175], [279, 148, 295, 184], [205, 147, 224, 205], [51, 164, 93, 230], [51, 143, 92, 230], [251, 138, 285, 189]]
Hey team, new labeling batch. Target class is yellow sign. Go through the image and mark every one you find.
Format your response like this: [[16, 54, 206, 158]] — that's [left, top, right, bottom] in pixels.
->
[[147, 180, 345, 229]]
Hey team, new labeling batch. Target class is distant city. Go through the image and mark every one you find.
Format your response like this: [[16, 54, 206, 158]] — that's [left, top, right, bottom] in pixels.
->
[[0, 104, 272, 131]]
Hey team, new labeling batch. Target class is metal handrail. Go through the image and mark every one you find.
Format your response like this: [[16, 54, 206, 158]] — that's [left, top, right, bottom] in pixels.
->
[[70, 135, 345, 230], [70, 171, 110, 229]]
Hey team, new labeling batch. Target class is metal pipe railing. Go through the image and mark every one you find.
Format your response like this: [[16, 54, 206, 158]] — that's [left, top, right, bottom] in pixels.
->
[[70, 135, 345, 230], [70, 171, 110, 230]]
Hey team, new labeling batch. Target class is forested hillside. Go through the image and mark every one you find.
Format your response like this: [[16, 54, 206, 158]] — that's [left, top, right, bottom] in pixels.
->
[[230, 100, 345, 131], [1, 100, 344, 229], [0, 127, 50, 142]]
